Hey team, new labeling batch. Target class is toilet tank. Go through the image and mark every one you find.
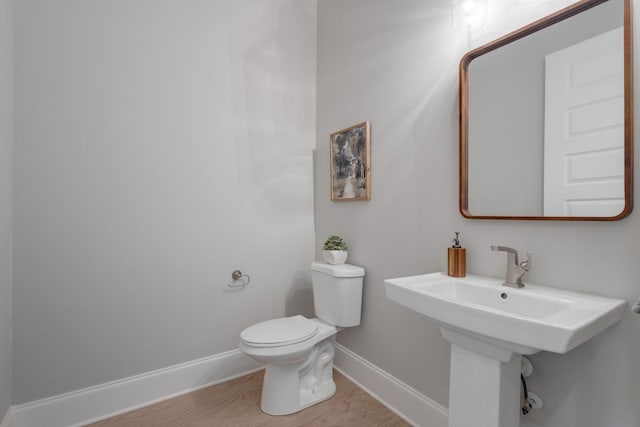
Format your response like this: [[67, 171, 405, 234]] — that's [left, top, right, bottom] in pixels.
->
[[311, 262, 365, 327]]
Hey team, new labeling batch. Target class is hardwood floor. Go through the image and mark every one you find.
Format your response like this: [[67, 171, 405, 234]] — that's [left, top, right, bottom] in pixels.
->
[[86, 370, 411, 426]]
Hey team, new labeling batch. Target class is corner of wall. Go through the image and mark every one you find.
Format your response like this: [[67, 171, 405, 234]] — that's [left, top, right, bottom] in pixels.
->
[[0, 0, 14, 419]]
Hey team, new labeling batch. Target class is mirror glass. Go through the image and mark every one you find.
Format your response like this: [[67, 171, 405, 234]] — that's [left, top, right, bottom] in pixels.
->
[[460, 0, 632, 220]]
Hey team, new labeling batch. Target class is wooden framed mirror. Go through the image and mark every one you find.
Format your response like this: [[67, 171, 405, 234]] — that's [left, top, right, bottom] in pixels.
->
[[459, 0, 633, 220]]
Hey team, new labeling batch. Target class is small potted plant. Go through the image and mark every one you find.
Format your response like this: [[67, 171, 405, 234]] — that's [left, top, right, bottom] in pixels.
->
[[323, 235, 348, 265]]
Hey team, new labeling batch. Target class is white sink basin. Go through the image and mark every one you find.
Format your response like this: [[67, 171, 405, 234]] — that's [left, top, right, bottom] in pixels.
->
[[384, 272, 626, 355]]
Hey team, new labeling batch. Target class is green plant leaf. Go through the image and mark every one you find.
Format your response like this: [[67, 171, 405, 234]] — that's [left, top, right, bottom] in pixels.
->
[[323, 235, 348, 251]]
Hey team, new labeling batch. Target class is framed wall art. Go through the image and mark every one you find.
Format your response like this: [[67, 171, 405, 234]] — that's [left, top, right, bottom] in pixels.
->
[[330, 121, 371, 201]]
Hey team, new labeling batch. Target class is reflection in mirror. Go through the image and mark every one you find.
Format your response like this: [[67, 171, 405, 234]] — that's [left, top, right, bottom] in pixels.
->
[[460, 0, 633, 220]]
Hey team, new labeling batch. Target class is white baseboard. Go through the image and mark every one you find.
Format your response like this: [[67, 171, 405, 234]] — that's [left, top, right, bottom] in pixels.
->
[[0, 407, 14, 427], [334, 343, 449, 427], [10, 350, 263, 427], [9, 344, 447, 427]]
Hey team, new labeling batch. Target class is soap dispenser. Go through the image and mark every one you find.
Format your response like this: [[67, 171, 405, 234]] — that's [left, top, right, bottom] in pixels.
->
[[448, 232, 466, 277]]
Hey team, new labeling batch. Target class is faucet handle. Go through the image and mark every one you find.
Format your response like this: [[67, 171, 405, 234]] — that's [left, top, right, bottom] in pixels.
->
[[520, 252, 532, 271]]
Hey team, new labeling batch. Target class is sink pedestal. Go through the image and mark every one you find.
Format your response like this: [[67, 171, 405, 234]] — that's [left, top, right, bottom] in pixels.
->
[[443, 328, 523, 427]]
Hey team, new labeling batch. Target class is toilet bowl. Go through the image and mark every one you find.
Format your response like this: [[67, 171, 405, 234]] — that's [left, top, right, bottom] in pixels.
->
[[238, 262, 365, 415], [239, 316, 338, 415]]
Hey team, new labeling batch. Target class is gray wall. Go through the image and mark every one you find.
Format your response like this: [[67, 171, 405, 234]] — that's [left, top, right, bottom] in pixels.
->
[[0, 0, 13, 419], [13, 0, 317, 403], [316, 0, 640, 426]]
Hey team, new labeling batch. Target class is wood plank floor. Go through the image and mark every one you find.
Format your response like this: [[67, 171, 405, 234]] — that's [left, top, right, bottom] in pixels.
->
[[86, 370, 411, 426]]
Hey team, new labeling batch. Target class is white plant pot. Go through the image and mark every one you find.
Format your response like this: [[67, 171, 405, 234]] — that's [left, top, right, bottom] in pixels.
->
[[323, 250, 348, 265]]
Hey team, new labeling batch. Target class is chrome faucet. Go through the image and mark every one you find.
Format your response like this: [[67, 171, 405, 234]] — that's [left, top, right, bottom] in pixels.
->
[[491, 246, 531, 288]]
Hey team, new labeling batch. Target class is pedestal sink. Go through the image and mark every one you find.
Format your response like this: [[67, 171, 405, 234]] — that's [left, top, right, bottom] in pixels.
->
[[384, 273, 626, 427]]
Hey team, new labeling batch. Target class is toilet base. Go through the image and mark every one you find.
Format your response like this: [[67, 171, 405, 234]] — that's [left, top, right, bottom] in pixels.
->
[[260, 336, 336, 415]]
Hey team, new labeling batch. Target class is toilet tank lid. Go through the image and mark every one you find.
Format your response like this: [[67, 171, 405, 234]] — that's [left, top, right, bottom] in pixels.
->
[[311, 262, 365, 278]]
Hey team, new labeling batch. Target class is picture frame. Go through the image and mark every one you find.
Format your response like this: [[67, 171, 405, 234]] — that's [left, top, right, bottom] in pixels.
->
[[330, 121, 371, 201]]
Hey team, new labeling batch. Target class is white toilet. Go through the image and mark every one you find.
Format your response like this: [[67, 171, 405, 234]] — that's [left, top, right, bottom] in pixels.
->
[[238, 261, 365, 415]]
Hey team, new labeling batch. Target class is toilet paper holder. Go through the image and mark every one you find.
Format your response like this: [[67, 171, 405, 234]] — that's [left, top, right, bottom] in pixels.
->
[[632, 298, 640, 314], [228, 270, 251, 288]]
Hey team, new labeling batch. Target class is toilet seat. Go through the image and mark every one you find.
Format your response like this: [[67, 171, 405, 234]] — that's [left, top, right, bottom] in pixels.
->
[[240, 315, 318, 348]]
